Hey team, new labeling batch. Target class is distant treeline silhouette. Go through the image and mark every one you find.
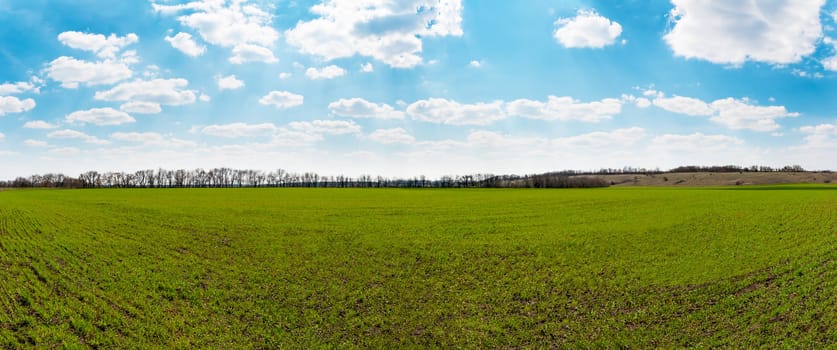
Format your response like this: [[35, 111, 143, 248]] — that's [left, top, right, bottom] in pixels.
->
[[0, 164, 811, 189]]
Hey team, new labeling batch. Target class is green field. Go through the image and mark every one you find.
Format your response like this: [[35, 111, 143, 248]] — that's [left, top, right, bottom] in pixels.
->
[[1, 187, 836, 348]]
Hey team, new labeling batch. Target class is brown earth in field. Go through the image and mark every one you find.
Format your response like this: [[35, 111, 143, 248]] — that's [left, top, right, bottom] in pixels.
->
[[575, 172, 837, 187]]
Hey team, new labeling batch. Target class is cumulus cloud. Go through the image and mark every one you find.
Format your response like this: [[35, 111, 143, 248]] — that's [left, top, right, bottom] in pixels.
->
[[229, 43, 278, 64], [165, 32, 206, 57], [652, 133, 744, 151], [425, 127, 646, 152], [407, 98, 505, 125], [360, 62, 374, 72], [217, 75, 245, 90], [555, 127, 646, 148], [0, 81, 39, 95], [47, 129, 111, 145], [111, 132, 197, 147], [368, 128, 415, 144], [328, 98, 405, 119], [0, 96, 36, 116], [506, 96, 623, 122], [622, 94, 652, 108], [305, 65, 346, 80], [23, 120, 58, 129], [798, 123, 837, 149], [57, 31, 139, 59], [48, 147, 80, 156], [554, 9, 622, 48], [198, 120, 360, 144], [45, 56, 133, 88], [285, 0, 463, 68], [821, 37, 837, 71], [24, 139, 49, 147], [653, 95, 714, 116], [120, 101, 163, 114], [65, 108, 135, 126], [463, 130, 544, 148], [202, 122, 278, 138], [94, 79, 197, 110], [153, 0, 279, 63], [259, 91, 304, 109], [709, 98, 798, 131], [664, 0, 825, 65], [650, 92, 798, 132], [289, 120, 362, 135]]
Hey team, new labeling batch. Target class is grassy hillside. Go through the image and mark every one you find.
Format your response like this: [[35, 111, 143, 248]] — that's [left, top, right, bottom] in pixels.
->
[[1, 187, 836, 347], [583, 171, 837, 187]]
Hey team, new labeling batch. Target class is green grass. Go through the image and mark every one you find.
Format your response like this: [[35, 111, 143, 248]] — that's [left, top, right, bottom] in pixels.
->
[[1, 187, 836, 348]]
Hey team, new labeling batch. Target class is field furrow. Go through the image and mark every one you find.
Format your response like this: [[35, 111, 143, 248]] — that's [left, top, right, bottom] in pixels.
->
[[0, 187, 835, 347]]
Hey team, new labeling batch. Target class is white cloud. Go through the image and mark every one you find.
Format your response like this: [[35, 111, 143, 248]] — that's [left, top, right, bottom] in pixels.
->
[[468, 60, 482, 68], [48, 147, 80, 156], [289, 120, 361, 135], [65, 108, 135, 126], [405, 96, 624, 126], [24, 139, 49, 147], [328, 98, 405, 119], [635, 98, 651, 108], [120, 101, 163, 114], [506, 96, 622, 122], [360, 62, 374, 72], [259, 91, 304, 109], [23, 120, 58, 129], [47, 129, 111, 145], [464, 130, 544, 148], [368, 128, 415, 144], [285, 0, 463, 68], [425, 127, 645, 152], [165, 32, 206, 57], [709, 98, 798, 131], [57, 31, 139, 59], [217, 75, 245, 90], [305, 65, 346, 80], [0, 96, 36, 116], [45, 56, 133, 88], [0, 132, 4, 140], [153, 0, 279, 63], [653, 95, 714, 116], [650, 92, 798, 132], [278, 72, 292, 79], [111, 132, 165, 143], [554, 9, 622, 48], [229, 44, 278, 64], [664, 0, 825, 65], [94, 79, 197, 108], [555, 127, 646, 148], [111, 132, 197, 147], [821, 37, 837, 71], [652, 133, 744, 151], [407, 98, 505, 125], [202, 122, 278, 138], [271, 128, 324, 146], [798, 123, 837, 149], [0, 81, 39, 95]]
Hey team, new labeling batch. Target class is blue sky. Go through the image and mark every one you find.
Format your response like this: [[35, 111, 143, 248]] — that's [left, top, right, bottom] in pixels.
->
[[2, 0, 837, 179]]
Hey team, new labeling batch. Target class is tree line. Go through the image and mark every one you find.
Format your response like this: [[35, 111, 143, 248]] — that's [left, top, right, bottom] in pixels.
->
[[0, 164, 812, 189], [0, 168, 609, 189]]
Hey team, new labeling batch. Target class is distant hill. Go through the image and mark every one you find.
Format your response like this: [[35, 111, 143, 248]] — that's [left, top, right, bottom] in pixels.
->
[[574, 172, 836, 187]]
